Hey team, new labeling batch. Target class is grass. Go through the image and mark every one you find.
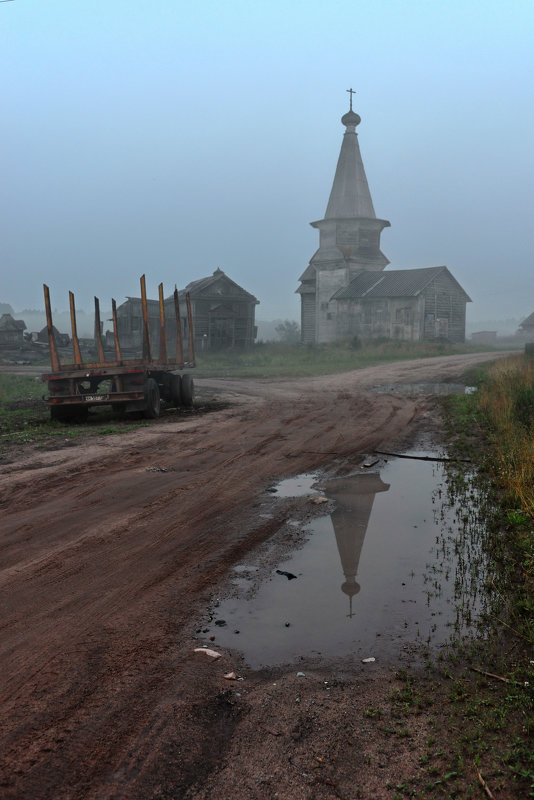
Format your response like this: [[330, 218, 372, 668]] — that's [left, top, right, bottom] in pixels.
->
[[389, 353, 534, 799], [194, 339, 499, 378], [478, 356, 534, 522], [0, 372, 227, 457], [0, 374, 43, 404], [0, 374, 159, 456]]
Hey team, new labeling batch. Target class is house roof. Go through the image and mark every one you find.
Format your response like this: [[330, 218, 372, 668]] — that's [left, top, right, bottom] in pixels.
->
[[331, 267, 471, 302], [38, 325, 66, 337], [519, 311, 534, 329], [0, 313, 26, 331], [119, 269, 258, 309], [183, 268, 258, 303], [297, 264, 316, 283]]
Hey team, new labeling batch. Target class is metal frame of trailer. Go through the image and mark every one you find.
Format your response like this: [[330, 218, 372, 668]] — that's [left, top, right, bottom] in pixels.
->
[[41, 275, 196, 421]]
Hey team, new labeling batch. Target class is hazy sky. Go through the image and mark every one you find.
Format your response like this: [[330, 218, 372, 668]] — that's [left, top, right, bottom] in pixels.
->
[[2, 0, 533, 322]]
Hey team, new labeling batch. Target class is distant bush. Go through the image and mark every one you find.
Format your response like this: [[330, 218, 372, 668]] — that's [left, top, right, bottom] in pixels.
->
[[275, 320, 301, 344]]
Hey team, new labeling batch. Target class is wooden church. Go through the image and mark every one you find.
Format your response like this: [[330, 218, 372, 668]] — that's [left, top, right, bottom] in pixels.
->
[[297, 94, 471, 344]]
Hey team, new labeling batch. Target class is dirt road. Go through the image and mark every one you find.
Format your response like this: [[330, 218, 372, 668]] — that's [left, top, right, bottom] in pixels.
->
[[0, 353, 508, 799]]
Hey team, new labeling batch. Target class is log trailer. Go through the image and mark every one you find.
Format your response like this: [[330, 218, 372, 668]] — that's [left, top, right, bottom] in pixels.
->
[[41, 275, 195, 422]]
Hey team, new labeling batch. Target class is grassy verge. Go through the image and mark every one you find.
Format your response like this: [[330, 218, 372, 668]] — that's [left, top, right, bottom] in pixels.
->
[[0, 374, 215, 457], [195, 340, 499, 378], [451, 355, 534, 642], [387, 355, 534, 799]]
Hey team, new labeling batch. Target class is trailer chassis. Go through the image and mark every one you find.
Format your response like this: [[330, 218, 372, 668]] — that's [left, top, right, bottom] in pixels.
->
[[42, 275, 196, 421]]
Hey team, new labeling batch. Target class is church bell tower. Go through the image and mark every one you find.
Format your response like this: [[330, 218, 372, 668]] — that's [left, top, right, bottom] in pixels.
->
[[297, 91, 390, 344]]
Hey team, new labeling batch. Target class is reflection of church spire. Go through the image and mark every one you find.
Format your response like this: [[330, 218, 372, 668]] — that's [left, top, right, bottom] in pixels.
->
[[323, 472, 390, 617]]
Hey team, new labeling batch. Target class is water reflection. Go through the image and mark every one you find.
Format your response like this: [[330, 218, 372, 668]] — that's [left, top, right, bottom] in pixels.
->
[[324, 473, 390, 617], [202, 459, 488, 668]]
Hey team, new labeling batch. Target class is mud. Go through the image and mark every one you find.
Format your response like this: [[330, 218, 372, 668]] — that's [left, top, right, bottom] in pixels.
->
[[0, 352, 506, 799]]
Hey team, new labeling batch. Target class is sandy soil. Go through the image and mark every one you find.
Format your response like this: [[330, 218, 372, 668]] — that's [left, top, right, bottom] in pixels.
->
[[0, 353, 508, 799]]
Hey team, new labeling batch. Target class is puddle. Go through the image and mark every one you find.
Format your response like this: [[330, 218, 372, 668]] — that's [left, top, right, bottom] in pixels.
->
[[202, 458, 489, 669], [272, 473, 320, 498], [372, 382, 476, 396], [231, 565, 259, 574]]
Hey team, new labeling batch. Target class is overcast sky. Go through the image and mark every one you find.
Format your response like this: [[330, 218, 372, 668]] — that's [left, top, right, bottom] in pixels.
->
[[2, 0, 533, 322]]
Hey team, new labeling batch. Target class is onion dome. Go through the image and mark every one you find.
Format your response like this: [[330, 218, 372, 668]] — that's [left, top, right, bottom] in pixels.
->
[[341, 109, 361, 128]]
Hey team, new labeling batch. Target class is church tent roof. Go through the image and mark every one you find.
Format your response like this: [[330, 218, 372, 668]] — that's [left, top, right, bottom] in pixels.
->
[[324, 99, 377, 220]]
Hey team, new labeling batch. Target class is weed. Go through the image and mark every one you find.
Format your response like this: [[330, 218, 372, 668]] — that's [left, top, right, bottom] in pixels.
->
[[364, 706, 382, 719]]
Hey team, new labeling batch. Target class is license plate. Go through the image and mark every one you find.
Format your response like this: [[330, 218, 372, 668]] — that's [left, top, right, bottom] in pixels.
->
[[85, 394, 109, 402]]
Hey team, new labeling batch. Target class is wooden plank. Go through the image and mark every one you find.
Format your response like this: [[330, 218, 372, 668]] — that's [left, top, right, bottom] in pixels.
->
[[157, 283, 168, 363], [111, 299, 122, 363], [43, 284, 61, 372], [140, 275, 152, 362], [94, 296, 106, 364], [69, 291, 83, 367], [174, 287, 184, 364]]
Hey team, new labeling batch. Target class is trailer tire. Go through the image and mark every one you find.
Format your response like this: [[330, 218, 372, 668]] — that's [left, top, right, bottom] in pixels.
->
[[181, 374, 194, 407], [143, 378, 161, 419], [50, 406, 89, 423], [170, 374, 182, 406], [51, 406, 71, 422]]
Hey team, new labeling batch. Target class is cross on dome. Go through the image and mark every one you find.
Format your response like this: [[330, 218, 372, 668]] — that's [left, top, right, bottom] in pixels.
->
[[346, 87, 356, 111]]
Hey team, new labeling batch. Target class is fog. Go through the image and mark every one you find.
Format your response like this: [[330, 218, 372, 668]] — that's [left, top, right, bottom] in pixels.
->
[[2, 1, 533, 324]]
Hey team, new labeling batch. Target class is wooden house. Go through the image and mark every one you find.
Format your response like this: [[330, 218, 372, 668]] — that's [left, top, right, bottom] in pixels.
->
[[518, 312, 534, 337], [184, 269, 258, 350], [116, 269, 258, 352], [0, 314, 26, 347]]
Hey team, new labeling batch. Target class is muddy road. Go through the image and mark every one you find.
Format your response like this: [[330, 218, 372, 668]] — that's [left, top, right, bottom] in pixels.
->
[[0, 353, 506, 799]]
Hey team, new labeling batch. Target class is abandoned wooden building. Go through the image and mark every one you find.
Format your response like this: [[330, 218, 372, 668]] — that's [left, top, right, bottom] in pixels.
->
[[0, 314, 26, 348], [332, 267, 470, 342], [518, 312, 534, 338], [297, 97, 471, 344], [115, 269, 258, 352], [37, 325, 70, 347]]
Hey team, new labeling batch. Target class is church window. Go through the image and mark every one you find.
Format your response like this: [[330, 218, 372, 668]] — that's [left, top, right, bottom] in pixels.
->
[[321, 302, 329, 311]]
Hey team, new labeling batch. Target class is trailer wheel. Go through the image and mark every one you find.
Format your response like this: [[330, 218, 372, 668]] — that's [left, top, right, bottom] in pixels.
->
[[169, 373, 182, 406], [50, 406, 89, 423], [181, 374, 195, 407], [144, 378, 161, 419], [51, 406, 71, 422]]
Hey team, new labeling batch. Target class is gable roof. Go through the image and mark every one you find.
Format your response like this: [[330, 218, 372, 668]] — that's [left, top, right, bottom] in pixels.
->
[[331, 267, 471, 302], [184, 268, 258, 303], [519, 311, 534, 329], [0, 313, 26, 331], [298, 264, 316, 281]]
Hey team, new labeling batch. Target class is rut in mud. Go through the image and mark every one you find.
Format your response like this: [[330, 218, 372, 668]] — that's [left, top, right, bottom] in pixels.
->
[[0, 352, 507, 799]]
